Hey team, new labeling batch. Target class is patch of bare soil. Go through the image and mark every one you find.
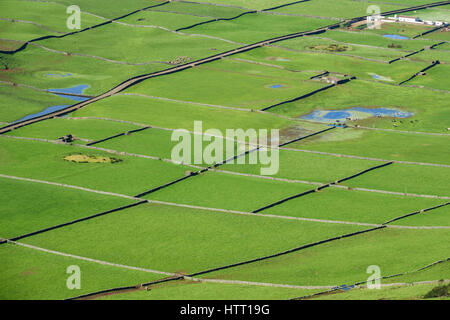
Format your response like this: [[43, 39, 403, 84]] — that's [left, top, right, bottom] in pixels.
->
[[63, 154, 122, 164]]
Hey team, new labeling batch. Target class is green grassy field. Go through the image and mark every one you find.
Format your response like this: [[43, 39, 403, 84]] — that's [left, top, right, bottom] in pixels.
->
[[20, 203, 366, 274], [0, 243, 163, 300], [200, 227, 450, 286], [0, 138, 191, 196], [0, 177, 133, 238], [0, 0, 448, 301], [0, 84, 73, 123], [98, 280, 321, 300], [6, 117, 142, 143]]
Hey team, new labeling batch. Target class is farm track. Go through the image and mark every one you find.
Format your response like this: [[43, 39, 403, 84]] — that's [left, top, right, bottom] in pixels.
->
[[2, 1, 450, 134]]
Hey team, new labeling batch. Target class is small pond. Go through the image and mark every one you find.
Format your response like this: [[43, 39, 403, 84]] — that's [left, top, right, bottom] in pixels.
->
[[13, 84, 90, 123], [383, 34, 409, 40], [301, 107, 414, 123]]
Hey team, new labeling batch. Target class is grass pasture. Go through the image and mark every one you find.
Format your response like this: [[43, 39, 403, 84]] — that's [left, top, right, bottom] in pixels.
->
[[0, 84, 73, 123], [0, 177, 133, 239], [0, 138, 191, 196], [0, 243, 163, 300], [20, 202, 366, 274], [200, 227, 450, 287], [289, 127, 450, 165], [0, 0, 448, 301], [98, 280, 321, 300]]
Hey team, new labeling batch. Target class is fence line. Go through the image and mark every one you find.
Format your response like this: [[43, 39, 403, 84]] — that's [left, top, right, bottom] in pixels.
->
[[252, 162, 393, 213], [86, 126, 150, 146], [293, 258, 450, 300], [0, 1, 171, 55], [399, 60, 441, 85], [175, 0, 312, 32]]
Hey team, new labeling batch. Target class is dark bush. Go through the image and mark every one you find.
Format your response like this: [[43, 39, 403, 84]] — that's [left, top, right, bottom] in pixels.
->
[[423, 282, 449, 299]]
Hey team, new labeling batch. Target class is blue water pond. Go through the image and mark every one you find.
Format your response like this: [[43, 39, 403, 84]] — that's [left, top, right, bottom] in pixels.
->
[[49, 84, 90, 102], [13, 84, 90, 123], [47, 72, 72, 78], [383, 34, 409, 40], [301, 107, 413, 123], [270, 84, 284, 89]]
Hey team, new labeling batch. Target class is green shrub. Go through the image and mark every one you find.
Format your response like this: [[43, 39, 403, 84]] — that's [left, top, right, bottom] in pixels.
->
[[423, 282, 450, 299]]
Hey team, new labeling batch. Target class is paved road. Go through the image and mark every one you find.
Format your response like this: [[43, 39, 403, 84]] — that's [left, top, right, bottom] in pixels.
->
[[1, 0, 449, 134]]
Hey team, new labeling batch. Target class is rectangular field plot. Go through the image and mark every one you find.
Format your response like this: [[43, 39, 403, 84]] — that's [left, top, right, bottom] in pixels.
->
[[145, 171, 315, 212], [1, 46, 165, 96], [6, 117, 142, 144], [179, 13, 335, 43], [406, 64, 450, 91], [343, 163, 450, 198], [278, 36, 409, 62], [364, 22, 435, 39], [199, 228, 450, 286], [124, 59, 327, 109], [98, 280, 320, 300], [273, 0, 405, 19], [400, 5, 450, 21], [0, 177, 133, 239], [235, 46, 428, 83], [382, 259, 450, 284], [119, 10, 211, 30], [20, 202, 365, 274], [36, 23, 238, 65], [124, 1, 248, 30], [312, 283, 444, 300], [183, 0, 302, 11], [0, 84, 73, 123], [0, 0, 105, 37], [72, 94, 297, 133], [0, 39, 23, 51], [312, 30, 437, 52], [0, 21, 59, 43], [267, 80, 450, 134], [92, 127, 242, 166], [0, 243, 163, 300], [220, 148, 380, 183], [289, 128, 450, 166], [49, 0, 165, 19], [390, 204, 450, 227], [261, 187, 445, 224], [148, 1, 246, 19], [0, 138, 191, 196], [411, 49, 450, 64], [418, 29, 450, 41]]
